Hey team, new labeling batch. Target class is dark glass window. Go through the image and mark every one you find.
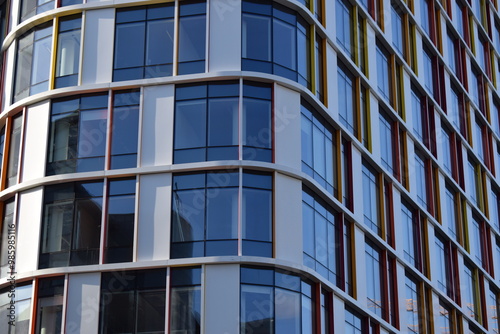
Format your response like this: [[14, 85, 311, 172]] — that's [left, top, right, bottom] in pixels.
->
[[178, 0, 207, 74], [105, 178, 136, 263], [0, 283, 32, 334], [242, 0, 311, 88], [345, 308, 364, 333], [174, 81, 272, 164], [240, 267, 315, 334], [0, 200, 15, 278], [365, 241, 383, 317], [376, 44, 391, 101], [405, 275, 421, 333], [110, 90, 140, 169], [61, 0, 83, 6], [362, 162, 380, 235], [6, 115, 23, 188], [301, 100, 335, 195], [302, 189, 340, 285], [170, 267, 202, 334], [338, 66, 356, 135], [379, 112, 393, 174], [46, 94, 108, 175], [171, 170, 272, 258], [55, 15, 81, 88], [100, 269, 166, 334], [114, 4, 175, 81], [20, 0, 55, 22], [336, 0, 353, 57], [14, 23, 52, 102], [35, 277, 64, 334], [39, 181, 103, 268]]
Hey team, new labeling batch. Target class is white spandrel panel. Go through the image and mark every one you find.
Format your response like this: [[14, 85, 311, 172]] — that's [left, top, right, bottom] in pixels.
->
[[82, 9, 115, 85], [21, 100, 50, 182], [16, 187, 43, 274], [137, 173, 171, 261], [141, 85, 174, 167], [209, 0, 241, 71], [65, 273, 100, 334]]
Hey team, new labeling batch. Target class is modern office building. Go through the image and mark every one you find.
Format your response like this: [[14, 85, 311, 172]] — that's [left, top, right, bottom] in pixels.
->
[[0, 0, 499, 333]]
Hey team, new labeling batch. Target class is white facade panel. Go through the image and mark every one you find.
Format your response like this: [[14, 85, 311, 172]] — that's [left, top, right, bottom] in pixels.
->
[[16, 187, 43, 274], [209, 0, 242, 72], [21, 101, 49, 182], [137, 173, 172, 261], [141, 85, 174, 167], [274, 84, 301, 170], [274, 173, 302, 263], [65, 273, 101, 334], [204, 264, 239, 334], [82, 9, 115, 85]]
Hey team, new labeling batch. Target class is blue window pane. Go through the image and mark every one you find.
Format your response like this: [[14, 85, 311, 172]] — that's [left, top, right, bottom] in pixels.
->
[[174, 100, 207, 150], [243, 98, 272, 149], [242, 14, 271, 61], [241, 285, 274, 334], [172, 190, 205, 242], [241, 267, 274, 285], [206, 188, 238, 240], [116, 8, 147, 24], [111, 106, 139, 155], [243, 188, 272, 242], [275, 288, 300, 334], [114, 22, 146, 69], [178, 16, 206, 63], [243, 172, 272, 189], [273, 19, 296, 70], [208, 98, 238, 146], [173, 173, 205, 190], [146, 19, 174, 66], [205, 240, 238, 256]]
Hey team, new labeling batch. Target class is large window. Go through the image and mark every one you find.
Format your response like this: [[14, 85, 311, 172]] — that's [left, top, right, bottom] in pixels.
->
[[240, 266, 315, 334], [444, 185, 458, 240], [362, 162, 380, 235], [365, 241, 383, 317], [463, 263, 480, 321], [405, 275, 421, 333], [171, 170, 272, 258], [379, 112, 394, 174], [345, 308, 364, 334], [39, 181, 103, 268], [242, 0, 324, 100], [6, 115, 23, 188], [174, 81, 272, 164], [20, 0, 55, 22], [46, 91, 140, 175], [414, 153, 427, 209], [412, 89, 423, 141], [301, 100, 335, 195], [0, 283, 31, 334], [35, 277, 64, 334], [55, 15, 81, 88], [0, 200, 15, 278], [113, 1, 206, 81], [392, 5, 404, 55], [303, 189, 343, 286], [46, 94, 108, 174], [104, 178, 136, 264], [338, 66, 356, 135], [376, 44, 391, 101], [441, 127, 452, 175], [401, 202, 416, 266], [14, 23, 52, 102], [423, 48, 434, 95], [336, 0, 353, 57], [99, 269, 166, 334], [170, 267, 202, 334]]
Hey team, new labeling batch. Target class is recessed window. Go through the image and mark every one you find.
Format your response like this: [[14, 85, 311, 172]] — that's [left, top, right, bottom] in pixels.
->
[[338, 65, 356, 136], [55, 15, 81, 88], [362, 162, 380, 235], [423, 48, 434, 95], [365, 240, 383, 317], [379, 112, 394, 174], [0, 283, 32, 333], [420, 0, 430, 35], [392, 5, 404, 55], [405, 275, 421, 333], [441, 127, 452, 175], [376, 44, 391, 101], [336, 0, 353, 57], [414, 153, 427, 209], [401, 202, 416, 266], [174, 81, 272, 164], [14, 23, 53, 102], [171, 170, 272, 258], [303, 189, 341, 286], [463, 263, 480, 321], [301, 99, 336, 195], [6, 115, 23, 188], [411, 90, 423, 141]]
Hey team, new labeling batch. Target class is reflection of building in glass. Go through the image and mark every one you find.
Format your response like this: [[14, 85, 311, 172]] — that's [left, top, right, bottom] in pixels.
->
[[1, 0, 500, 333]]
